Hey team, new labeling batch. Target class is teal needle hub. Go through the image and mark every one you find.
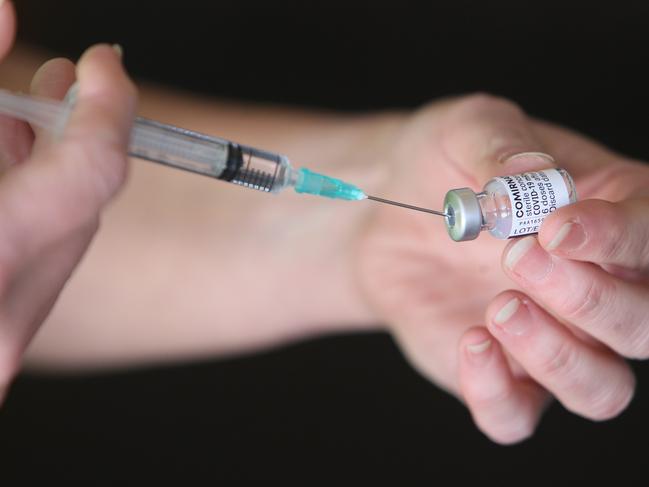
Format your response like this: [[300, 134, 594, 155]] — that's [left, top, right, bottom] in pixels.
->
[[293, 168, 366, 201]]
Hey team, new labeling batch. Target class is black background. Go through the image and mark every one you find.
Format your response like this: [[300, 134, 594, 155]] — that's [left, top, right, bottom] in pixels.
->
[[2, 0, 649, 484]]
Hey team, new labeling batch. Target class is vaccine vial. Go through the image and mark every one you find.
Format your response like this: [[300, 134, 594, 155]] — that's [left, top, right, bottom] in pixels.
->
[[443, 168, 577, 241]]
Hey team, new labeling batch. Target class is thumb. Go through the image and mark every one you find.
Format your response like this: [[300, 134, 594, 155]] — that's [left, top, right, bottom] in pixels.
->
[[441, 94, 557, 185]]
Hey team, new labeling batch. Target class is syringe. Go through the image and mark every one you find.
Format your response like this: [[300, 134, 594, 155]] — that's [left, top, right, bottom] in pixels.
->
[[0, 87, 453, 224], [0, 88, 372, 201], [0, 89, 581, 242]]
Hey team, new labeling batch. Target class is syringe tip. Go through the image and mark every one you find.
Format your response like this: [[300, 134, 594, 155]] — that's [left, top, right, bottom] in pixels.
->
[[294, 168, 367, 201]]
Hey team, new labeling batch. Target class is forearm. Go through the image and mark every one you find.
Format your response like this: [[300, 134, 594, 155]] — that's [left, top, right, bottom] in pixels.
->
[[18, 53, 401, 369]]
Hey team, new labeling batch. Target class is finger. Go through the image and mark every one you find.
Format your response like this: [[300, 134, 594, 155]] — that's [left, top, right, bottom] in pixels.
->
[[440, 93, 557, 185], [0, 44, 136, 267], [503, 236, 649, 359], [30, 58, 77, 99], [539, 198, 649, 271], [29, 57, 77, 144], [531, 119, 617, 178], [532, 120, 649, 202], [486, 291, 635, 421], [0, 0, 15, 61], [458, 326, 548, 444]]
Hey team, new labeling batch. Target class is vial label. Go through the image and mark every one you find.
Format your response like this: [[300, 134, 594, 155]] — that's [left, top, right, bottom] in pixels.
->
[[496, 169, 571, 237]]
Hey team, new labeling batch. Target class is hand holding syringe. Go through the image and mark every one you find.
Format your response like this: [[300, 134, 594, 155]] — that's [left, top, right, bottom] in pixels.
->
[[0, 88, 575, 242], [0, 87, 369, 199]]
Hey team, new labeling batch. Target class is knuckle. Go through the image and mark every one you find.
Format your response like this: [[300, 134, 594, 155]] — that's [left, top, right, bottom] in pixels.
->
[[591, 203, 630, 261], [595, 162, 647, 200], [556, 276, 647, 360], [598, 232, 626, 263], [536, 339, 580, 383], [454, 92, 524, 118], [604, 199, 649, 270], [559, 277, 613, 327]]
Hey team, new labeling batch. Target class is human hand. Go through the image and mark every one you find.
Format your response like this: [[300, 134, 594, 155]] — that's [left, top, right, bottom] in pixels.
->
[[460, 137, 649, 443], [355, 92, 647, 443], [0, 2, 136, 403]]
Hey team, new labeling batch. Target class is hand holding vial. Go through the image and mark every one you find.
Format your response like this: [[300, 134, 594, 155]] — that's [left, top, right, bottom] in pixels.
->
[[356, 94, 649, 444], [465, 168, 649, 443]]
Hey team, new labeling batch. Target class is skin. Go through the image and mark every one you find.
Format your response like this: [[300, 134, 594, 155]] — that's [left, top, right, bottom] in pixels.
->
[[0, 2, 136, 403], [1, 0, 648, 443]]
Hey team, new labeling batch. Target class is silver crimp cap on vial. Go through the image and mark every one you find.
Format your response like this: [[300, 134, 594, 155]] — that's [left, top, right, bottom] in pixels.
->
[[443, 188, 482, 242]]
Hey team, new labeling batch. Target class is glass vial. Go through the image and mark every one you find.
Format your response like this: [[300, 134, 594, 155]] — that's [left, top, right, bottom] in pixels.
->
[[443, 168, 577, 242]]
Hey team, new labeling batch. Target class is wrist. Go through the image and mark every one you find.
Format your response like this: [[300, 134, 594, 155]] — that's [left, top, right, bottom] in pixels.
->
[[245, 110, 406, 335]]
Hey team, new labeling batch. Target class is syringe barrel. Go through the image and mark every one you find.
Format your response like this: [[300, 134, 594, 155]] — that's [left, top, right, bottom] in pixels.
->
[[0, 88, 296, 194], [132, 118, 229, 177], [131, 117, 293, 193]]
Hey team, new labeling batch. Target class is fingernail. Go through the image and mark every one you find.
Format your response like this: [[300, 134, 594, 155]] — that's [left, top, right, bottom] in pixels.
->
[[493, 297, 530, 335], [112, 44, 123, 59], [505, 236, 536, 270], [547, 221, 586, 252], [503, 151, 555, 166], [505, 236, 553, 281], [468, 339, 492, 354], [494, 297, 520, 325], [466, 339, 492, 366]]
